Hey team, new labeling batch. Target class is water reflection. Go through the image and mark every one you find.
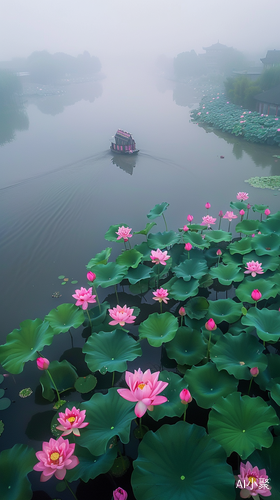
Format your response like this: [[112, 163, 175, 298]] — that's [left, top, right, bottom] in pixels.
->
[[26, 79, 103, 115], [0, 103, 29, 146], [111, 152, 137, 175]]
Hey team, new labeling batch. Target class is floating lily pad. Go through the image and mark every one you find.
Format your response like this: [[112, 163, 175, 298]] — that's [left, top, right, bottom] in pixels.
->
[[147, 202, 169, 220], [184, 362, 238, 408], [169, 278, 199, 301], [173, 259, 208, 281], [147, 231, 180, 249], [185, 296, 209, 319], [235, 220, 261, 235], [126, 264, 153, 284], [83, 330, 142, 373], [208, 392, 279, 458], [39, 360, 78, 402], [138, 312, 178, 347], [0, 319, 55, 374], [116, 249, 143, 269], [45, 303, 85, 334], [19, 388, 33, 398], [245, 176, 280, 190], [147, 371, 187, 421], [235, 278, 277, 303], [204, 230, 232, 243], [208, 299, 243, 324], [241, 308, 280, 342], [79, 389, 135, 456], [210, 264, 244, 286], [0, 444, 36, 500], [211, 332, 267, 379], [58, 275, 65, 279], [86, 247, 112, 267], [131, 421, 235, 500], [165, 326, 206, 365], [0, 398, 11, 410], [74, 375, 97, 393], [91, 262, 127, 287], [66, 443, 117, 483]]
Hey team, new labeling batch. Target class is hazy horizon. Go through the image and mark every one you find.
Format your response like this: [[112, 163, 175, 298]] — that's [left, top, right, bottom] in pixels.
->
[[0, 0, 279, 67]]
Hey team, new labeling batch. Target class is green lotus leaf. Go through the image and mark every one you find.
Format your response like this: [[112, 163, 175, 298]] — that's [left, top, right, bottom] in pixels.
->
[[91, 262, 127, 287], [235, 220, 261, 235], [184, 362, 238, 409], [74, 375, 97, 393], [147, 371, 187, 421], [131, 421, 235, 500], [208, 392, 279, 458], [150, 259, 173, 282], [185, 296, 209, 319], [66, 443, 117, 483], [260, 217, 280, 236], [208, 299, 243, 324], [39, 360, 78, 401], [79, 389, 135, 456], [242, 252, 280, 272], [235, 278, 278, 303], [241, 308, 280, 342], [104, 224, 129, 242], [134, 222, 157, 235], [0, 374, 4, 384], [44, 303, 85, 334], [252, 204, 268, 213], [173, 258, 208, 281], [228, 238, 253, 255], [147, 231, 180, 249], [254, 354, 280, 392], [169, 278, 199, 301], [183, 232, 210, 249], [251, 233, 280, 256], [248, 436, 280, 499], [126, 264, 153, 284], [230, 201, 248, 211], [211, 332, 267, 379], [129, 279, 149, 295], [270, 383, 280, 406], [198, 273, 213, 288], [0, 398, 11, 410], [86, 247, 112, 267], [0, 444, 36, 500], [116, 249, 143, 269], [138, 312, 178, 347], [222, 251, 243, 266], [210, 264, 244, 286], [204, 230, 233, 243], [147, 202, 169, 220], [133, 242, 152, 260], [165, 326, 206, 365], [86, 301, 110, 326], [83, 330, 142, 373], [0, 420, 3, 436], [0, 319, 55, 374]]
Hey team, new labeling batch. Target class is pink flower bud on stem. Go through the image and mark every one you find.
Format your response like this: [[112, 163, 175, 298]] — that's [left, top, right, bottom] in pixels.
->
[[248, 367, 259, 395], [180, 389, 192, 421]]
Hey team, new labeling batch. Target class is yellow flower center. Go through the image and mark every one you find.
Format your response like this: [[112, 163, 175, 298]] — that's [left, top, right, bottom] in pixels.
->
[[248, 476, 256, 486], [138, 383, 146, 390], [50, 452, 60, 463], [67, 416, 76, 423]]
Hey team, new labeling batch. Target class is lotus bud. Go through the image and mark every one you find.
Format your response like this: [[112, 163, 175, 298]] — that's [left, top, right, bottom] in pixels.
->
[[36, 357, 50, 370], [184, 243, 192, 251], [187, 214, 193, 222], [251, 289, 262, 301], [218, 210, 223, 217], [239, 209, 245, 216], [87, 271, 96, 282], [216, 249, 222, 256], [205, 202, 211, 209], [205, 318, 217, 331], [265, 208, 270, 216], [179, 307, 186, 316], [180, 389, 192, 404], [113, 487, 128, 500], [247, 203, 251, 209], [250, 367, 259, 377], [183, 225, 189, 232]]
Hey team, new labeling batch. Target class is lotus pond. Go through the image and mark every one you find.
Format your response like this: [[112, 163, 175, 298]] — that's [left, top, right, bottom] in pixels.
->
[[0, 197, 280, 500]]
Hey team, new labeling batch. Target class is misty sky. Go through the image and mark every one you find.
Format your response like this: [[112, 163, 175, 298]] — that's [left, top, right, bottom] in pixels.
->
[[0, 0, 279, 64]]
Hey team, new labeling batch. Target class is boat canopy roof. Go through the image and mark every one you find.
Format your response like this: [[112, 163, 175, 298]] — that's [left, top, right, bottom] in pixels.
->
[[115, 129, 134, 143]]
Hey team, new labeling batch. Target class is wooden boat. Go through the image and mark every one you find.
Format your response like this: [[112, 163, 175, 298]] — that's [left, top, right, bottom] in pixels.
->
[[110, 129, 139, 154]]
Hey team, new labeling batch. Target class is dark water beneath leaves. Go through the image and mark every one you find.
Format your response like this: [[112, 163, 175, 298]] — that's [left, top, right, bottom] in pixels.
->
[[0, 68, 279, 496]]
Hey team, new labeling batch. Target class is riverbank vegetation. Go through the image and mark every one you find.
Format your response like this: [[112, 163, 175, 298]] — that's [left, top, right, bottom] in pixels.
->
[[0, 199, 280, 499]]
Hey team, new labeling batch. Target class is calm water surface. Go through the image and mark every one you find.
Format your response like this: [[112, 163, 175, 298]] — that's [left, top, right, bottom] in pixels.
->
[[0, 67, 279, 490]]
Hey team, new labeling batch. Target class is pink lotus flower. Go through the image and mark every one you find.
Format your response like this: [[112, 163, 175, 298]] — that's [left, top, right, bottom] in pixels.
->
[[116, 226, 132, 242], [218, 210, 223, 217], [250, 367, 259, 377], [265, 208, 270, 216], [150, 248, 170, 266], [153, 288, 169, 304], [56, 406, 89, 436], [87, 271, 96, 282], [117, 368, 168, 417], [183, 225, 189, 232], [108, 305, 136, 326], [184, 243, 192, 251], [240, 209, 245, 216], [205, 318, 217, 331], [244, 261, 264, 277], [205, 202, 211, 209], [33, 436, 79, 482], [223, 211, 238, 221], [36, 357, 50, 370], [235, 461, 271, 497], [201, 215, 216, 227], [179, 307, 186, 316], [187, 214, 193, 223], [180, 389, 192, 404], [237, 192, 249, 201], [113, 487, 128, 500], [251, 289, 262, 301], [72, 287, 96, 310]]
